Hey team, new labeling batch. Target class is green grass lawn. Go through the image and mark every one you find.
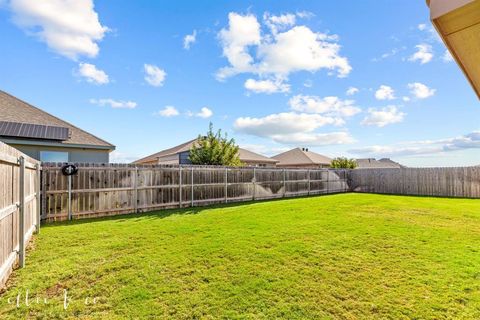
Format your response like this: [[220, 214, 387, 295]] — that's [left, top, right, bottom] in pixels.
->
[[1, 194, 480, 319]]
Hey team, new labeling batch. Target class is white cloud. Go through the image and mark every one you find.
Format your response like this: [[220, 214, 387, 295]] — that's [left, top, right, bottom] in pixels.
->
[[144, 64, 166, 87], [269, 132, 355, 146], [409, 44, 433, 64], [217, 12, 351, 81], [110, 151, 141, 163], [289, 95, 361, 118], [77, 63, 109, 84], [194, 107, 213, 118], [235, 112, 341, 137], [183, 30, 196, 49], [442, 50, 454, 62], [375, 85, 395, 100], [408, 82, 436, 99], [239, 144, 289, 156], [403, 96, 411, 102], [417, 23, 442, 43], [234, 90, 358, 147], [90, 98, 137, 109], [296, 11, 315, 19], [263, 12, 296, 34], [244, 78, 290, 94], [346, 87, 359, 96], [418, 23, 427, 31], [361, 106, 405, 127], [235, 112, 355, 146], [156, 106, 179, 117], [372, 47, 406, 62], [350, 130, 480, 157], [9, 0, 108, 60], [217, 12, 261, 80], [257, 26, 351, 78], [303, 79, 313, 88]]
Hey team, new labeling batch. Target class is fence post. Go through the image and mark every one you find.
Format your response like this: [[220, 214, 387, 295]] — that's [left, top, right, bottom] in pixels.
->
[[18, 156, 25, 268], [41, 168, 46, 221], [252, 167, 256, 200], [307, 169, 311, 196], [283, 168, 286, 197], [179, 166, 183, 208], [67, 174, 72, 220], [224, 167, 228, 204], [191, 166, 194, 207], [133, 166, 138, 213], [326, 169, 330, 194], [35, 164, 41, 234]]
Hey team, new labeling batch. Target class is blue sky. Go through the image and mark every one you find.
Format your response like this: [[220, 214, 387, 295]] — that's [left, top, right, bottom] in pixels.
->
[[0, 0, 479, 166]]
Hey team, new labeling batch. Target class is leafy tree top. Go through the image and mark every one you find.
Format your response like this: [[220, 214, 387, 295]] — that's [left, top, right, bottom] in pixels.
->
[[330, 157, 358, 169], [189, 123, 242, 166]]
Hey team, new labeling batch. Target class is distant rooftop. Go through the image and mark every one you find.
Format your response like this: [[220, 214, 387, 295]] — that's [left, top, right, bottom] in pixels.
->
[[356, 158, 405, 169], [272, 148, 332, 166]]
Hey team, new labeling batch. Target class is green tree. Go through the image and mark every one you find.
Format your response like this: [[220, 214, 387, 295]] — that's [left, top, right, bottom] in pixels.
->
[[189, 123, 242, 166], [330, 157, 358, 169]]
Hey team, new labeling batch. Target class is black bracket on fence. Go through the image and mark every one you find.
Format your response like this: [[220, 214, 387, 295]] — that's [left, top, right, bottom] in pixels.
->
[[61, 164, 78, 176]]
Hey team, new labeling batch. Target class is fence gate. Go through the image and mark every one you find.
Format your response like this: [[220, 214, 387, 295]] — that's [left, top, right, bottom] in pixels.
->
[[0, 142, 40, 288]]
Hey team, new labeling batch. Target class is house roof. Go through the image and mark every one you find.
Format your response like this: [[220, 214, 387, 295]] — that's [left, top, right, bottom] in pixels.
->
[[427, 0, 480, 99], [238, 148, 278, 163], [133, 138, 278, 164], [356, 158, 403, 169], [272, 148, 332, 166], [0, 90, 114, 149], [134, 139, 198, 163]]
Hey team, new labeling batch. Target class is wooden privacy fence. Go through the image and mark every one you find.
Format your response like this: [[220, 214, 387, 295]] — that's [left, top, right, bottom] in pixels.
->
[[0, 142, 40, 288], [41, 163, 349, 221], [350, 167, 480, 198]]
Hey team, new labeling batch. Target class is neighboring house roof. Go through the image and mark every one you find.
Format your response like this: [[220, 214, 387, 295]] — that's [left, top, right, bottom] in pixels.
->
[[356, 158, 403, 169], [238, 148, 278, 164], [134, 139, 197, 163], [378, 158, 406, 168], [0, 90, 115, 150], [272, 148, 332, 166], [133, 138, 278, 164]]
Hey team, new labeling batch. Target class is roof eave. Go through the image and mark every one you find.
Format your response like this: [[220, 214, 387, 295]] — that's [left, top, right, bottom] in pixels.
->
[[427, 0, 480, 99], [0, 137, 115, 151]]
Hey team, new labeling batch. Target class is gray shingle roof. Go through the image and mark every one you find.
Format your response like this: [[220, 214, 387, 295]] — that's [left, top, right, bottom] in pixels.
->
[[356, 158, 404, 169], [0, 90, 114, 149], [272, 148, 332, 166]]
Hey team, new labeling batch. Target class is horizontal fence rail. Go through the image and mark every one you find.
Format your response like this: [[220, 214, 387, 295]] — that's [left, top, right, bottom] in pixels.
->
[[41, 163, 349, 221], [350, 167, 480, 198], [0, 142, 40, 288]]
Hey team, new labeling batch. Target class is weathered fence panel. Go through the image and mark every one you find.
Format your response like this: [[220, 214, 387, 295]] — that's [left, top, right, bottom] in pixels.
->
[[0, 142, 40, 288], [41, 163, 349, 221], [350, 167, 480, 198]]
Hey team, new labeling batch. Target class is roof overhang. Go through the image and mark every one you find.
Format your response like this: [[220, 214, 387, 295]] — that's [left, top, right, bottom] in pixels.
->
[[0, 137, 115, 151], [427, 0, 480, 99]]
